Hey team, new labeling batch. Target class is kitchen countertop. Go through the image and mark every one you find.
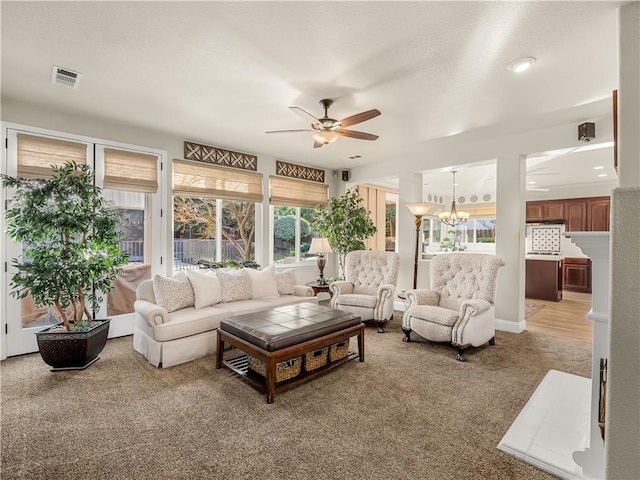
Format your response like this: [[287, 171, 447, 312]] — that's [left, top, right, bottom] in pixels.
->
[[525, 255, 565, 261]]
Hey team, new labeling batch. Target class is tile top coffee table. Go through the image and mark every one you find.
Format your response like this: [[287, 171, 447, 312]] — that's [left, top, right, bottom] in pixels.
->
[[216, 302, 364, 403]]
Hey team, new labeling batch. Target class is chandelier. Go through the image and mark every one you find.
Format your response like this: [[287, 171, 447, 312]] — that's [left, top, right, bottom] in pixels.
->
[[439, 170, 470, 227]]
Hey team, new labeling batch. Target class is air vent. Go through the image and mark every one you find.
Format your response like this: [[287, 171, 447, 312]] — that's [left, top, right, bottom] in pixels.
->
[[51, 65, 81, 89]]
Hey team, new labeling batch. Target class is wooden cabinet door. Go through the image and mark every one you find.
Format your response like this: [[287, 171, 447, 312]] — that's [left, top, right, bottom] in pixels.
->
[[526, 202, 544, 221], [562, 258, 591, 293], [564, 200, 587, 232], [544, 201, 564, 220], [587, 197, 610, 231]]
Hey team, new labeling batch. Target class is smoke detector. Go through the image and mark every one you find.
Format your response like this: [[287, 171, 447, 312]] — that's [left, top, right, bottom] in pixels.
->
[[51, 65, 81, 89]]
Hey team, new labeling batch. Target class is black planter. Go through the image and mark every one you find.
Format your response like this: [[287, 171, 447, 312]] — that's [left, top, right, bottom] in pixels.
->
[[35, 319, 110, 371]]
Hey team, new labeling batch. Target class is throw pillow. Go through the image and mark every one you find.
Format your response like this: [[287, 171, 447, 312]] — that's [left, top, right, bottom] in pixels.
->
[[275, 269, 296, 295], [153, 272, 195, 313], [217, 269, 252, 303], [186, 269, 223, 309], [246, 265, 279, 298]]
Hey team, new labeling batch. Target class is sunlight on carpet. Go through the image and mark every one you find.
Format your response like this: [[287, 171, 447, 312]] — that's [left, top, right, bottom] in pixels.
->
[[525, 302, 545, 319]]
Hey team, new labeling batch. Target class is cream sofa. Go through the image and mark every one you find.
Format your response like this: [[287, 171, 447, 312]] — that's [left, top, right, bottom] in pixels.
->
[[133, 266, 317, 368]]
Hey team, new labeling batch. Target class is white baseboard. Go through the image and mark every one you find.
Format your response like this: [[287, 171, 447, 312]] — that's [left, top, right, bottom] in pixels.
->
[[495, 317, 526, 333]]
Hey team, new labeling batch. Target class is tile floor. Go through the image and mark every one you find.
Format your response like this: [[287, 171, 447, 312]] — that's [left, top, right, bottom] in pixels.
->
[[498, 370, 604, 479]]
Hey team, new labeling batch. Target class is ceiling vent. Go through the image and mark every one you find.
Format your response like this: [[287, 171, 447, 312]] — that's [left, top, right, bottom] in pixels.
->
[[51, 65, 81, 89]]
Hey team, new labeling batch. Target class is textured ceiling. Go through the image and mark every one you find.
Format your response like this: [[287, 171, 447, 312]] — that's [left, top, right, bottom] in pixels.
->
[[1, 1, 621, 194]]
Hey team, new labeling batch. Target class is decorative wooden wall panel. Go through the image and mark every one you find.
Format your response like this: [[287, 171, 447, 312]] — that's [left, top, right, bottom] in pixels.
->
[[276, 160, 325, 183], [184, 141, 257, 171]]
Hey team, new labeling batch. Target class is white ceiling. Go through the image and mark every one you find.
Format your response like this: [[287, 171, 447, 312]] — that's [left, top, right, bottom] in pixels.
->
[[1, 1, 622, 194]]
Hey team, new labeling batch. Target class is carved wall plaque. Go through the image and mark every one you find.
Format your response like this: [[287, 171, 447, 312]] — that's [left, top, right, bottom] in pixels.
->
[[184, 141, 257, 171], [276, 160, 325, 183]]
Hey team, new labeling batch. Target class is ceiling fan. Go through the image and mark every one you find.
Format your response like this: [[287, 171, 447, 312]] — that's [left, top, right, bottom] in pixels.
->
[[266, 99, 381, 148]]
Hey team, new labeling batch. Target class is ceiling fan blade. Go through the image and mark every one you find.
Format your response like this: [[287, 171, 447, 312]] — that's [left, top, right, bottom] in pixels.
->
[[313, 141, 324, 149], [265, 129, 313, 134], [336, 129, 379, 141], [289, 106, 322, 126], [339, 109, 381, 128]]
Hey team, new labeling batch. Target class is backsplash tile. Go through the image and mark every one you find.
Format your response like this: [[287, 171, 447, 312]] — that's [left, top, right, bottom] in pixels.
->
[[531, 226, 561, 252]]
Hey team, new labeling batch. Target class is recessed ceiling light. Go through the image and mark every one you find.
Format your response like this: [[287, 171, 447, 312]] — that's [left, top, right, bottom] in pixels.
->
[[528, 181, 536, 185], [598, 173, 608, 177], [593, 166, 605, 170], [507, 57, 536, 73]]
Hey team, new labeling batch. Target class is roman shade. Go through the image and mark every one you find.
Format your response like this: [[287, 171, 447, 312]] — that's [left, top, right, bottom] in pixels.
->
[[173, 159, 263, 202], [104, 148, 159, 193], [269, 176, 328, 208], [17, 133, 88, 178]]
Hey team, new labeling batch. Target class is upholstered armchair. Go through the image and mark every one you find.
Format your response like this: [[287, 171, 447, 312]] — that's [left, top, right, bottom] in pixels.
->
[[402, 253, 505, 361], [330, 250, 400, 333]]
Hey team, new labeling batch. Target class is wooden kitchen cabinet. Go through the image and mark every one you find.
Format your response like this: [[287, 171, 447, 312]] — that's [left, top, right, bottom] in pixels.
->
[[526, 259, 563, 302], [562, 258, 591, 293], [564, 199, 588, 232], [526, 201, 564, 221], [587, 197, 611, 231], [526, 196, 610, 232]]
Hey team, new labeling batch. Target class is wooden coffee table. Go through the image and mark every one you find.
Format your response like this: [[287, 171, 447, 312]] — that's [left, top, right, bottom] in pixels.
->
[[216, 303, 364, 403]]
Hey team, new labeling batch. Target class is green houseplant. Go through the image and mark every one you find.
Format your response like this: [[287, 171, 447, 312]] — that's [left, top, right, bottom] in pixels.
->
[[311, 188, 376, 278], [1, 161, 128, 370]]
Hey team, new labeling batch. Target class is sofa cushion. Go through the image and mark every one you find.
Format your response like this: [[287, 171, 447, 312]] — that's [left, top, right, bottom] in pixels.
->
[[152, 272, 195, 313], [407, 305, 459, 327], [335, 293, 378, 309], [187, 269, 222, 308], [275, 269, 296, 295], [218, 269, 252, 303], [246, 265, 279, 298], [257, 295, 316, 307], [152, 306, 230, 342]]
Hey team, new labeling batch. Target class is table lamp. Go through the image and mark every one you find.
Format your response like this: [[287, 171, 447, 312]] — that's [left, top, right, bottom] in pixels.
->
[[308, 237, 333, 282]]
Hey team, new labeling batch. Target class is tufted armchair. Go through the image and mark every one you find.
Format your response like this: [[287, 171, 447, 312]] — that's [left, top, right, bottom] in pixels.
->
[[402, 253, 504, 361], [330, 250, 400, 333]]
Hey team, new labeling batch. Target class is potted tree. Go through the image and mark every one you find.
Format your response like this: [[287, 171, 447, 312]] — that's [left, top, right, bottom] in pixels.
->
[[1, 161, 128, 370], [311, 188, 376, 278]]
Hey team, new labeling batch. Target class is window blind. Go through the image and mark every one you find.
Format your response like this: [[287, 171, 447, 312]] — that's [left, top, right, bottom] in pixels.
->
[[173, 159, 263, 202], [104, 148, 159, 193], [17, 133, 88, 178], [269, 176, 328, 208]]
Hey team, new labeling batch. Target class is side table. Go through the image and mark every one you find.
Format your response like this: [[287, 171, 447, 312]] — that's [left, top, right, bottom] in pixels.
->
[[305, 281, 333, 297]]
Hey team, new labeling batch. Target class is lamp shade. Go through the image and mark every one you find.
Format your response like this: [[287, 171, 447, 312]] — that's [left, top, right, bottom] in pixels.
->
[[405, 203, 435, 216], [308, 237, 333, 255]]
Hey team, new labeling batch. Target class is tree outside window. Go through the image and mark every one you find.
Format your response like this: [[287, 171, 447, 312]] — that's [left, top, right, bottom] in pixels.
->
[[273, 206, 317, 263], [173, 196, 256, 269]]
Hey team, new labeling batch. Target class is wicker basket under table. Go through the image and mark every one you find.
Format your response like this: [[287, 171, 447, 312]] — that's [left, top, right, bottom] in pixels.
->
[[304, 347, 328, 372], [248, 355, 302, 383], [329, 339, 350, 362]]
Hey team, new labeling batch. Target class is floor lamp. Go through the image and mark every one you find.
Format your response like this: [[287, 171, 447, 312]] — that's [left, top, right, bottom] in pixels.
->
[[405, 204, 433, 289]]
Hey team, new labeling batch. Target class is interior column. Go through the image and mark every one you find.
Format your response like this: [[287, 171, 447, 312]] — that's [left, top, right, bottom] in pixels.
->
[[495, 153, 526, 331]]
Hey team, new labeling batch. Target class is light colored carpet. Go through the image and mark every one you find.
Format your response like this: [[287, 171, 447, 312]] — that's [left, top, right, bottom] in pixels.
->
[[1, 316, 590, 480], [525, 302, 545, 319]]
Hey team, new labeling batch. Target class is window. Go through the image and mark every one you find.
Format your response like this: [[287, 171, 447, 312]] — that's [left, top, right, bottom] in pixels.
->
[[98, 146, 160, 318], [422, 217, 496, 251], [173, 160, 263, 269], [269, 176, 327, 264], [272, 206, 318, 263]]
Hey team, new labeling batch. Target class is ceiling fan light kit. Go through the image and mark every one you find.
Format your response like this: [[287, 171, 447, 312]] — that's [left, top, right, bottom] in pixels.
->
[[267, 98, 380, 148]]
